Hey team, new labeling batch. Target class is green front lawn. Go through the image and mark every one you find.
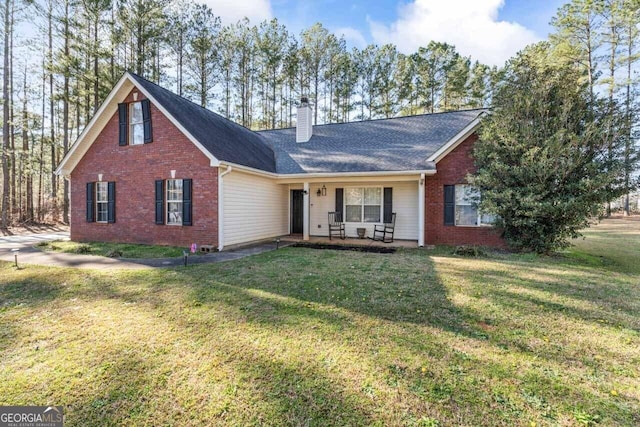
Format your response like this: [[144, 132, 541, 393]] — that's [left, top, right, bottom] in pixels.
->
[[36, 240, 189, 258], [1, 219, 638, 425]]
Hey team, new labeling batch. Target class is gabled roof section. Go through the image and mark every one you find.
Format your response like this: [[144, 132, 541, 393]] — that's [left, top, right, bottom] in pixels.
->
[[56, 71, 485, 178], [56, 72, 277, 176], [258, 109, 486, 174], [128, 74, 276, 173]]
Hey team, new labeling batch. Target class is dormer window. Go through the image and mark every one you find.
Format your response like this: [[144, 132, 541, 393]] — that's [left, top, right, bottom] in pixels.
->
[[129, 102, 144, 145], [118, 99, 153, 146]]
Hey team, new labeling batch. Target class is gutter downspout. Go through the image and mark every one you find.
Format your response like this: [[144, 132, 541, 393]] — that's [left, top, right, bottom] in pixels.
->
[[418, 173, 425, 247], [218, 165, 233, 251]]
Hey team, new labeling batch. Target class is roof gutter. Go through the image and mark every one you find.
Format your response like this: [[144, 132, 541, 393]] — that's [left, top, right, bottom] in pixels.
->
[[217, 161, 436, 180]]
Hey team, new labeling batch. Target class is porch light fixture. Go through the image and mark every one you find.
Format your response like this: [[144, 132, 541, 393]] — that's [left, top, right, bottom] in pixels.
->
[[170, 170, 176, 179], [133, 92, 138, 101], [316, 188, 322, 197], [321, 185, 327, 196], [98, 173, 103, 182]]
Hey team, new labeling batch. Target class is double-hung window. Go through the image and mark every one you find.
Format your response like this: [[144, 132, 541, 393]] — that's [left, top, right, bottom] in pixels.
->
[[166, 179, 183, 225], [156, 178, 192, 226], [454, 184, 495, 226], [86, 181, 115, 223], [129, 102, 144, 145], [95, 182, 109, 223], [345, 187, 382, 223]]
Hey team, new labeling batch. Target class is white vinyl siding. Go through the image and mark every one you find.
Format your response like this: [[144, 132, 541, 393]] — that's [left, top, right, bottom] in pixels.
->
[[223, 171, 289, 246], [309, 181, 419, 240]]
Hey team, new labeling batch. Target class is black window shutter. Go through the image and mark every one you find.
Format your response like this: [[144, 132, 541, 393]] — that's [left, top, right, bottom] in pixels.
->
[[383, 187, 393, 223], [182, 178, 192, 226], [118, 103, 128, 146], [444, 185, 455, 226], [155, 180, 165, 224], [335, 188, 344, 222], [86, 182, 95, 222], [142, 99, 153, 143], [107, 181, 116, 223]]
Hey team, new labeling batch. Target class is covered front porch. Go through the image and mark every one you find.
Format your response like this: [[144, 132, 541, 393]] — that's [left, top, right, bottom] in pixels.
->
[[282, 174, 427, 246]]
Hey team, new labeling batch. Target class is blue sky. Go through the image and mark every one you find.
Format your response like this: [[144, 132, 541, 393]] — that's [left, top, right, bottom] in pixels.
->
[[208, 0, 567, 66]]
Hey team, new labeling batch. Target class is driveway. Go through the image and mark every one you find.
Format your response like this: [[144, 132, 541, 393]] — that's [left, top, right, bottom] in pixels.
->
[[0, 231, 70, 248], [0, 231, 284, 270]]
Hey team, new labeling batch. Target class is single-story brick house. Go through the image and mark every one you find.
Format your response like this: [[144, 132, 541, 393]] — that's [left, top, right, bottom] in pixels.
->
[[56, 72, 503, 250]]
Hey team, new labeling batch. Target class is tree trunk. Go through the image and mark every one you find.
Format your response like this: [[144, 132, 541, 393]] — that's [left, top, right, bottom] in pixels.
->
[[62, 0, 70, 224], [49, 0, 57, 222], [94, 15, 99, 112], [22, 64, 32, 222], [623, 18, 633, 216], [39, 54, 45, 222], [1, 0, 11, 228], [9, 1, 16, 219]]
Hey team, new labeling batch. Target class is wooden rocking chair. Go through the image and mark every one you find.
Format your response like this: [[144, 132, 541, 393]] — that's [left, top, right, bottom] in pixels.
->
[[372, 213, 396, 243], [328, 211, 345, 240]]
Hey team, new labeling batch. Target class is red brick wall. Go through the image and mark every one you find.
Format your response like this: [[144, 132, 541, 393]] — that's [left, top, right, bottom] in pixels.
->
[[70, 88, 219, 247], [425, 134, 505, 247]]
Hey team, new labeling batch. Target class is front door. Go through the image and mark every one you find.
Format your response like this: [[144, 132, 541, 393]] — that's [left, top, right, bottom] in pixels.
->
[[290, 190, 304, 234]]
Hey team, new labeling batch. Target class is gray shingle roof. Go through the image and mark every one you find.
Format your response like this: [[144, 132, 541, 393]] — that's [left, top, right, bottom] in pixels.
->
[[129, 73, 277, 173], [131, 73, 485, 175], [258, 110, 486, 174]]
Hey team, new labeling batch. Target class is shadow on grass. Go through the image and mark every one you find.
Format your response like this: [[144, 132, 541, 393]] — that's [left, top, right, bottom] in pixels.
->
[[59, 309, 377, 426], [1, 248, 639, 425], [443, 261, 640, 333], [0, 270, 65, 304], [179, 247, 486, 339]]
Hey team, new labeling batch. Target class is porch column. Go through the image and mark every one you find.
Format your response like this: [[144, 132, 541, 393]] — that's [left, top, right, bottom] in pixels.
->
[[303, 182, 310, 241], [418, 173, 425, 247]]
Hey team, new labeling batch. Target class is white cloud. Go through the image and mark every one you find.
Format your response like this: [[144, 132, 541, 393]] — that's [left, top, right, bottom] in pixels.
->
[[368, 0, 540, 66], [200, 0, 272, 24], [334, 27, 367, 49]]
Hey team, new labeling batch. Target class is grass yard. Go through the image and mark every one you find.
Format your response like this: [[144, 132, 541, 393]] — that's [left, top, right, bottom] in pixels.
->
[[36, 240, 189, 258], [1, 219, 638, 426]]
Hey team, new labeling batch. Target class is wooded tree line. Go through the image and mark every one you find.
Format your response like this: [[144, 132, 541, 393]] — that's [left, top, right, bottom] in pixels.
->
[[1, 0, 639, 227]]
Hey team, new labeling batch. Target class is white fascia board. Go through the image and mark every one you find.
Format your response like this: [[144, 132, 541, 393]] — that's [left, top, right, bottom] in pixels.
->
[[55, 72, 220, 177], [55, 73, 133, 176], [426, 115, 485, 164], [219, 161, 436, 181]]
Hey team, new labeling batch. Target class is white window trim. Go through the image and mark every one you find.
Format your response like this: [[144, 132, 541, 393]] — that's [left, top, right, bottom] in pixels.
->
[[95, 182, 108, 223], [454, 184, 494, 227], [129, 102, 144, 145], [344, 186, 383, 224], [166, 179, 183, 226]]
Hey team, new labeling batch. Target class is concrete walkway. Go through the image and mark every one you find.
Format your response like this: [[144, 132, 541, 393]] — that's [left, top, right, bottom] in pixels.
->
[[0, 232, 285, 270]]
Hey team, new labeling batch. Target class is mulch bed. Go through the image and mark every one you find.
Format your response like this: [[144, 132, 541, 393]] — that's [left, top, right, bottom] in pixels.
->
[[292, 242, 396, 254]]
